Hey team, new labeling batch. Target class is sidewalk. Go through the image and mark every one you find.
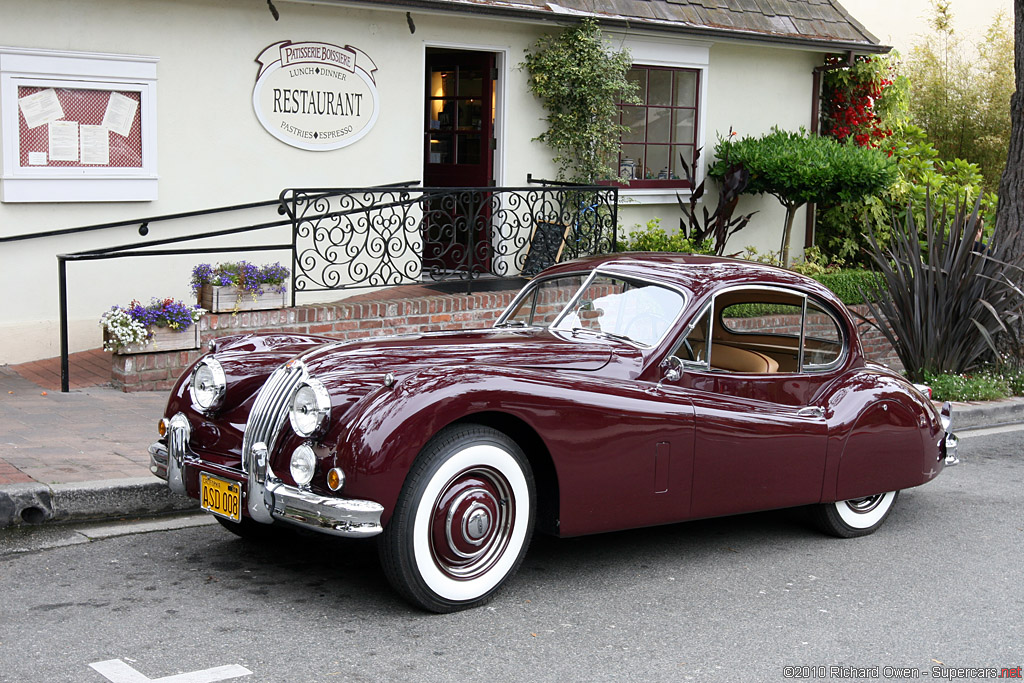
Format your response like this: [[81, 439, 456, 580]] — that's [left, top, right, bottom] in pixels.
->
[[2, 354, 1024, 529], [0, 364, 195, 527]]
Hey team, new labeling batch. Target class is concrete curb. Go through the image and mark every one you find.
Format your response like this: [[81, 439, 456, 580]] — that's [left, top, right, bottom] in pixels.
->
[[0, 477, 197, 529], [948, 397, 1024, 431]]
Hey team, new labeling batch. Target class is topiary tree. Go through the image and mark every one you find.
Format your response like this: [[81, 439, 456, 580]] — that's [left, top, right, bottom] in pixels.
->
[[521, 18, 639, 183], [708, 128, 896, 265]]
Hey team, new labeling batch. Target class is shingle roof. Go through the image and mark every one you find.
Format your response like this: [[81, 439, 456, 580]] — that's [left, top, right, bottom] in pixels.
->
[[361, 0, 885, 52]]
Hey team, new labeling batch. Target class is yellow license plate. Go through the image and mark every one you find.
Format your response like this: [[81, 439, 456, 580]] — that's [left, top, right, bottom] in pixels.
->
[[200, 472, 241, 522]]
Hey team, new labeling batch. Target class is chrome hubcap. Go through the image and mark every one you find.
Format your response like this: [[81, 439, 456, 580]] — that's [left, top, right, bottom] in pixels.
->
[[845, 494, 883, 514], [431, 467, 513, 580]]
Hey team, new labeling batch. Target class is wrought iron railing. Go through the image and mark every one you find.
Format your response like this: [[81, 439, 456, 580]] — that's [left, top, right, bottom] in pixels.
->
[[281, 183, 618, 296], [38, 182, 617, 391]]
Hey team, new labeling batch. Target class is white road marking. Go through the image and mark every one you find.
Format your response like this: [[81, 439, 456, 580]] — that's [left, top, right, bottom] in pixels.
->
[[89, 659, 251, 682]]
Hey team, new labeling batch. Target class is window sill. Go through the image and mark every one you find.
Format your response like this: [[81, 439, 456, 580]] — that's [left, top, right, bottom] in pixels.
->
[[620, 187, 696, 205]]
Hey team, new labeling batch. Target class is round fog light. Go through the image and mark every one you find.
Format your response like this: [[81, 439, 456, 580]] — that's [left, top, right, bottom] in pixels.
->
[[327, 467, 345, 492], [290, 444, 317, 487]]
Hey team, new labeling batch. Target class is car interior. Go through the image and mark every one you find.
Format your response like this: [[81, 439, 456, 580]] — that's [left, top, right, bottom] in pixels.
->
[[674, 288, 844, 374]]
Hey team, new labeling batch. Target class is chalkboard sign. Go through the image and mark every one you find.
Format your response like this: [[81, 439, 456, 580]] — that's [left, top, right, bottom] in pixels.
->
[[522, 221, 572, 277]]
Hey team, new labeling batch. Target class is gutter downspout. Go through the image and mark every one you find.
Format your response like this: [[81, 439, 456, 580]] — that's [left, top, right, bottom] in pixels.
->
[[806, 51, 854, 249]]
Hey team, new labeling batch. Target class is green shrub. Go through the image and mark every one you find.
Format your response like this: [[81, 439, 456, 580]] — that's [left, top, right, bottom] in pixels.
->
[[813, 269, 885, 306], [618, 218, 714, 254], [923, 371, 1011, 402]]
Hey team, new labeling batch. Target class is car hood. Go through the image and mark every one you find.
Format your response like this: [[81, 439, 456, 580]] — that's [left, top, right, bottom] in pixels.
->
[[298, 327, 614, 379]]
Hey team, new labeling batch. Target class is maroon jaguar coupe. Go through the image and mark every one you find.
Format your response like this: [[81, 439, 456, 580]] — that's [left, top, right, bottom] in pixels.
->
[[149, 253, 958, 612]]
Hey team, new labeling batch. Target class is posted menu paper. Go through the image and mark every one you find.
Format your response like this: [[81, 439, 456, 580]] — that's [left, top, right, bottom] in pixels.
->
[[18, 89, 64, 129], [102, 92, 138, 137]]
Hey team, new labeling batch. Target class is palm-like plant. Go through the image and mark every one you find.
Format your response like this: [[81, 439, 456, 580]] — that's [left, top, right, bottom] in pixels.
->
[[861, 196, 1024, 382]]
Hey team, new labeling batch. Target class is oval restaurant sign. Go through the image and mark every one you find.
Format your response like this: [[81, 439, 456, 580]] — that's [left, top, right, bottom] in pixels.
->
[[253, 40, 380, 151]]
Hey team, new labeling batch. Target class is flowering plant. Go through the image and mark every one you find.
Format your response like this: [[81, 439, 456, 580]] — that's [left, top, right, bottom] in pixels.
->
[[99, 298, 205, 352], [190, 261, 290, 298], [820, 54, 907, 151]]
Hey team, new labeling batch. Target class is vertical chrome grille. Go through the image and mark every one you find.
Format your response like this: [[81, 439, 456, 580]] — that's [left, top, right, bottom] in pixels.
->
[[241, 360, 307, 473]]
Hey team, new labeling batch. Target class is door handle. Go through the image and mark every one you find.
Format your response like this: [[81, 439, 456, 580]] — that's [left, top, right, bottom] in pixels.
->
[[797, 406, 825, 418]]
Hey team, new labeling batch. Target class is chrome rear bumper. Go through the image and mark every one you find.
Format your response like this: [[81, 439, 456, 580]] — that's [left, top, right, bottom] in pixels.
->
[[150, 412, 383, 538]]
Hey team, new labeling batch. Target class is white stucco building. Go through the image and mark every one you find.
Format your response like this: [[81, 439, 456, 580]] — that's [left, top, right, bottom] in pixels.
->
[[0, 0, 885, 364]]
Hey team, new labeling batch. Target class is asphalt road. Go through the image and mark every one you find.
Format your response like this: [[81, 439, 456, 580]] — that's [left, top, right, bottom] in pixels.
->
[[0, 427, 1021, 683]]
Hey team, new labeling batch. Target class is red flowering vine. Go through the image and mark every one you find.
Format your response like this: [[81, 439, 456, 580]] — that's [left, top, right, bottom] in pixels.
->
[[820, 54, 899, 152]]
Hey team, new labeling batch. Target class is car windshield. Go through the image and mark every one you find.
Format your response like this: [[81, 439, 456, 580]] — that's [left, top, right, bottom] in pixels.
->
[[500, 272, 684, 347]]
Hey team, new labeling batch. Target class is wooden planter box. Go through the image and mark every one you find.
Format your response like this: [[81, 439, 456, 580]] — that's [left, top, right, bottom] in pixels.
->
[[107, 324, 200, 355], [199, 284, 288, 313]]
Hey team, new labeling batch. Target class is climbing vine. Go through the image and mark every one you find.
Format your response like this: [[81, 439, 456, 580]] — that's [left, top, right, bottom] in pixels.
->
[[521, 18, 639, 183]]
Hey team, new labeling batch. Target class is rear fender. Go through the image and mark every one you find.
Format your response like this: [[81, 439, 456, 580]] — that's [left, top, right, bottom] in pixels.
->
[[821, 369, 944, 502]]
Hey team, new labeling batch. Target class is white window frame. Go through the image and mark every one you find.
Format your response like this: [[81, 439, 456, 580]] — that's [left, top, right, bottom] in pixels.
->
[[606, 33, 710, 206], [0, 46, 158, 203]]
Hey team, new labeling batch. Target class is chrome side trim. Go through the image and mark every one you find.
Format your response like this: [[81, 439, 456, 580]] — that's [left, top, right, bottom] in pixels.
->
[[267, 482, 384, 537]]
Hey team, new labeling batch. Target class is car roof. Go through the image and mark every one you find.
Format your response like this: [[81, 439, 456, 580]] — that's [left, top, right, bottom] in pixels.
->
[[541, 252, 843, 305]]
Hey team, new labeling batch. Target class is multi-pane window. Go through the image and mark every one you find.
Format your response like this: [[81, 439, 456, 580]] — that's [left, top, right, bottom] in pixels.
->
[[617, 66, 700, 188]]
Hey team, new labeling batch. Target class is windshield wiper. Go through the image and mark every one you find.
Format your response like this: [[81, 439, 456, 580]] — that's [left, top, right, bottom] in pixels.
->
[[495, 320, 528, 328], [570, 327, 635, 344]]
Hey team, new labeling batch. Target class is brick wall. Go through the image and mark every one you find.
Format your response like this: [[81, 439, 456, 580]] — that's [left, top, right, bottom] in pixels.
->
[[110, 294, 902, 391], [111, 290, 519, 392]]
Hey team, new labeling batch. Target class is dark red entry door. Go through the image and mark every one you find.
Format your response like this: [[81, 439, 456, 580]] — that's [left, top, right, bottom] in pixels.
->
[[423, 49, 495, 273]]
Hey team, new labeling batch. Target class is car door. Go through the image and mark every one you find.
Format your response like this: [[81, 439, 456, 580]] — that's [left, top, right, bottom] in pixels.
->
[[668, 286, 845, 518]]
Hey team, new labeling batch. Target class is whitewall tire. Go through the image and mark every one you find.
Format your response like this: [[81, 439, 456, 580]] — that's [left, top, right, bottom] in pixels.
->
[[813, 491, 899, 538], [379, 424, 535, 613]]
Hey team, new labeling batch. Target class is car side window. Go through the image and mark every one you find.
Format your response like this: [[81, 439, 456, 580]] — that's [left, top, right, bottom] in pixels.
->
[[503, 275, 588, 328], [802, 300, 844, 370], [672, 288, 846, 374], [672, 305, 711, 370]]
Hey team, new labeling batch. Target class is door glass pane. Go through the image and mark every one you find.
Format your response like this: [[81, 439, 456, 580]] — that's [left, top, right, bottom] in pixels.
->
[[458, 100, 483, 130], [621, 106, 646, 143], [674, 71, 698, 107], [649, 69, 672, 106], [672, 109, 695, 144], [429, 135, 452, 164], [458, 68, 484, 97], [456, 135, 481, 164], [429, 70, 455, 130]]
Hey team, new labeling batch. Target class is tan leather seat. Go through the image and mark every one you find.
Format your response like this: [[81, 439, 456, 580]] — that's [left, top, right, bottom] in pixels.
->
[[710, 343, 779, 373]]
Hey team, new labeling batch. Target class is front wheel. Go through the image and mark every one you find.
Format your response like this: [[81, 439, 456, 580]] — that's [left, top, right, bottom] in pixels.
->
[[379, 424, 535, 613], [812, 490, 899, 538]]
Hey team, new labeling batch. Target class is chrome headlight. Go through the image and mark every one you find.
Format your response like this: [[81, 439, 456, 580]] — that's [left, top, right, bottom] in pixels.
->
[[290, 444, 317, 487], [189, 357, 226, 411], [289, 378, 331, 437]]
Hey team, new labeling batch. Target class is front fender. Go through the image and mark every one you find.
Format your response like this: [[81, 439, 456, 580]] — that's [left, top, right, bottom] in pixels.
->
[[328, 366, 558, 526]]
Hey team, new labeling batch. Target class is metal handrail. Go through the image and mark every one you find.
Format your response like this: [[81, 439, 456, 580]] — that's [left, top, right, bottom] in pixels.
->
[[52, 181, 617, 391]]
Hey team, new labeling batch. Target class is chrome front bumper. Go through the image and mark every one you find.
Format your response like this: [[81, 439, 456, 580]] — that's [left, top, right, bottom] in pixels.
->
[[149, 412, 383, 538]]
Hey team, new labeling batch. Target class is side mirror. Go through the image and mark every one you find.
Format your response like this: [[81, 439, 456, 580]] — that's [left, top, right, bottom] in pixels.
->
[[656, 356, 684, 390]]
